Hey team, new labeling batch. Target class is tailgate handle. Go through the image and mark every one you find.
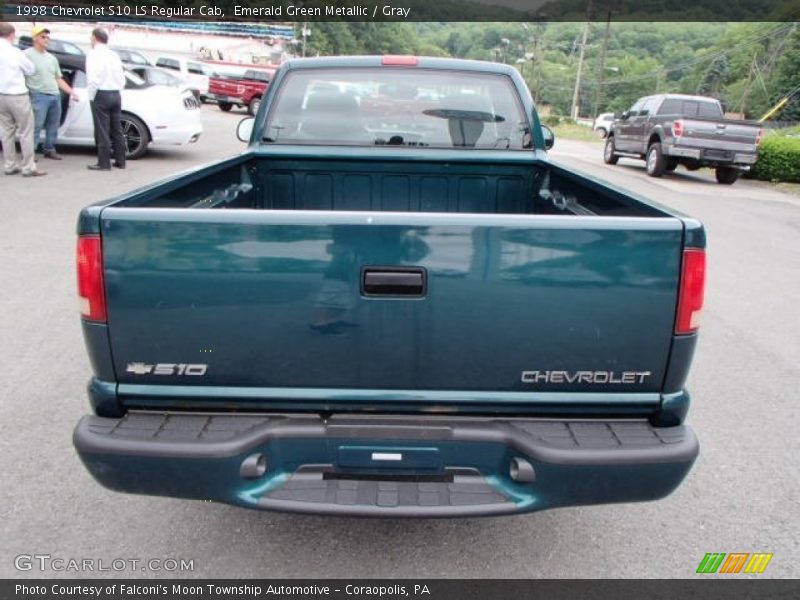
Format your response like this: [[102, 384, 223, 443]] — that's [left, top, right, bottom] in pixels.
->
[[362, 267, 426, 297]]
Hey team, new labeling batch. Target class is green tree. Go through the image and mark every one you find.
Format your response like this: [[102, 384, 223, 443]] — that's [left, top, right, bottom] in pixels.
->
[[350, 23, 419, 55], [770, 27, 800, 122], [286, 21, 800, 121], [302, 22, 362, 57], [697, 55, 730, 97]]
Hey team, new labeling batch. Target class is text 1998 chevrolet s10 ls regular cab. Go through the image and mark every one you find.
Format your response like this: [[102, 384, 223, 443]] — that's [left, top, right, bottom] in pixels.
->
[[73, 56, 705, 517]]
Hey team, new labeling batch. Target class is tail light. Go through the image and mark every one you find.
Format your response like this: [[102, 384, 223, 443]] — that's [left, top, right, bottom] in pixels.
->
[[755, 128, 764, 146], [77, 236, 106, 322], [673, 120, 684, 137], [675, 249, 706, 334]]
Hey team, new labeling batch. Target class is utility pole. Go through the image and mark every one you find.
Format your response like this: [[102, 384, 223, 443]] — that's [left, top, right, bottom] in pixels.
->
[[571, 21, 589, 120], [524, 19, 546, 106], [592, 10, 611, 120], [740, 52, 758, 117], [500, 38, 510, 64], [300, 22, 310, 57], [533, 33, 541, 105]]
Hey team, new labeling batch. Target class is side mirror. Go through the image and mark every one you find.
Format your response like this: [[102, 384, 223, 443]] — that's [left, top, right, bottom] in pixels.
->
[[541, 125, 555, 150], [237, 117, 255, 142], [620, 111, 630, 120]]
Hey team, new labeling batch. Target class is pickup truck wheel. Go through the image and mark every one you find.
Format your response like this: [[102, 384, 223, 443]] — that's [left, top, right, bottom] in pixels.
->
[[715, 167, 740, 185], [603, 137, 619, 165], [248, 97, 261, 116], [645, 143, 666, 177], [218, 102, 233, 112], [120, 113, 150, 160], [597, 127, 607, 139]]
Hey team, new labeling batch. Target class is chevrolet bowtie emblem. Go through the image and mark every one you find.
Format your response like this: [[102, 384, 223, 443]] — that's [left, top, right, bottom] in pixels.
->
[[126, 362, 153, 375]]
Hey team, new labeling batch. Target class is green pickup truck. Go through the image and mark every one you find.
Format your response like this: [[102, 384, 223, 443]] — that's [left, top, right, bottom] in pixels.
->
[[73, 56, 705, 517]]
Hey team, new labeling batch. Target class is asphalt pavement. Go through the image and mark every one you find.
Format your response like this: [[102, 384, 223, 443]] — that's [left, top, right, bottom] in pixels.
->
[[0, 114, 797, 578]]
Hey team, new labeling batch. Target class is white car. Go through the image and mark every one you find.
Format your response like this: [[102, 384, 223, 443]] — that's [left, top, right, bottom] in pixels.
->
[[154, 56, 217, 101], [593, 112, 615, 138], [127, 65, 202, 101], [54, 55, 202, 159]]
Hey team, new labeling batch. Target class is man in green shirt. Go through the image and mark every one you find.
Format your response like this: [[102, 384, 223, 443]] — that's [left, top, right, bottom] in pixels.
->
[[24, 25, 78, 160]]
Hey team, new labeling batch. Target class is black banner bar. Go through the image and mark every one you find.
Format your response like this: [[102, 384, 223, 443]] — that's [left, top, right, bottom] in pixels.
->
[[2, 580, 800, 600], [5, 0, 800, 23]]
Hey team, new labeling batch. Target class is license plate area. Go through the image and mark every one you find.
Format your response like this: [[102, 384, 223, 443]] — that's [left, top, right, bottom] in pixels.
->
[[337, 445, 442, 472], [703, 149, 731, 160], [323, 471, 454, 483]]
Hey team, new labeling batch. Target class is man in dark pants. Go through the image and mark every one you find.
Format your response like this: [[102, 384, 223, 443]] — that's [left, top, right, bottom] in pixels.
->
[[85, 28, 125, 170]]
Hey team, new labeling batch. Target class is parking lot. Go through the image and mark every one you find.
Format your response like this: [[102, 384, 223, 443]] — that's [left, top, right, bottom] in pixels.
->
[[0, 106, 797, 578]]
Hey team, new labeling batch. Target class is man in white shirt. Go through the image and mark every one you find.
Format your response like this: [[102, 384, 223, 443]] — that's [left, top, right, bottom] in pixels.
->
[[85, 28, 126, 170], [0, 23, 46, 177]]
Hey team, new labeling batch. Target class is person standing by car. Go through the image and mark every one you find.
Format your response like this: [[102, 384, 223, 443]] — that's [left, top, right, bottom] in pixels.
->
[[85, 28, 125, 170], [0, 22, 45, 177], [24, 25, 79, 160]]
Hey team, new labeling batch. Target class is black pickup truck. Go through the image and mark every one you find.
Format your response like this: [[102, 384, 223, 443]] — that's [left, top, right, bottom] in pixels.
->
[[603, 94, 762, 184]]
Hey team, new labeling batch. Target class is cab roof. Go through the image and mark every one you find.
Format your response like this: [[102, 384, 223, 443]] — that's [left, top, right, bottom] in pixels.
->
[[282, 55, 518, 76]]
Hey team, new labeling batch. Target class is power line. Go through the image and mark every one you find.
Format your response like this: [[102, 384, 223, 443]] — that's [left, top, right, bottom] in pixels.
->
[[524, 22, 798, 108], [581, 22, 795, 87]]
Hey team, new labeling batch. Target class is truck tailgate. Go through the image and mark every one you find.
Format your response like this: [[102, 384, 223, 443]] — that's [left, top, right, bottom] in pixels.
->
[[210, 78, 243, 96], [99, 210, 683, 409], [675, 118, 760, 154]]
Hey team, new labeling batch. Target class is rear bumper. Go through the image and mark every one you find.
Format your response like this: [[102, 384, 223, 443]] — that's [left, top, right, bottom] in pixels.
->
[[74, 412, 698, 517], [663, 144, 758, 167], [150, 123, 203, 146], [208, 93, 243, 105]]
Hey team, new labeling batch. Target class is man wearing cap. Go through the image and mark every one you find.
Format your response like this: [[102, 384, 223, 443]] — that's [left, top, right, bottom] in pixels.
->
[[0, 22, 45, 176], [85, 27, 126, 170], [25, 25, 79, 160]]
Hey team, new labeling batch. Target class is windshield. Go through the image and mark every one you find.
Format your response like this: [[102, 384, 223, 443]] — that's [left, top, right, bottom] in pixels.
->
[[657, 98, 723, 118], [127, 52, 150, 66], [264, 68, 531, 150], [52, 40, 84, 56], [148, 68, 180, 86], [124, 70, 149, 89], [245, 70, 271, 82]]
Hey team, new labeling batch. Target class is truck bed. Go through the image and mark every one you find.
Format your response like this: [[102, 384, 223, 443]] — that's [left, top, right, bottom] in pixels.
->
[[80, 149, 695, 417], [110, 149, 667, 217]]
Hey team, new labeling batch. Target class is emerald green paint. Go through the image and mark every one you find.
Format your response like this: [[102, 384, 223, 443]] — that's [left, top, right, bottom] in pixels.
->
[[74, 56, 704, 515]]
